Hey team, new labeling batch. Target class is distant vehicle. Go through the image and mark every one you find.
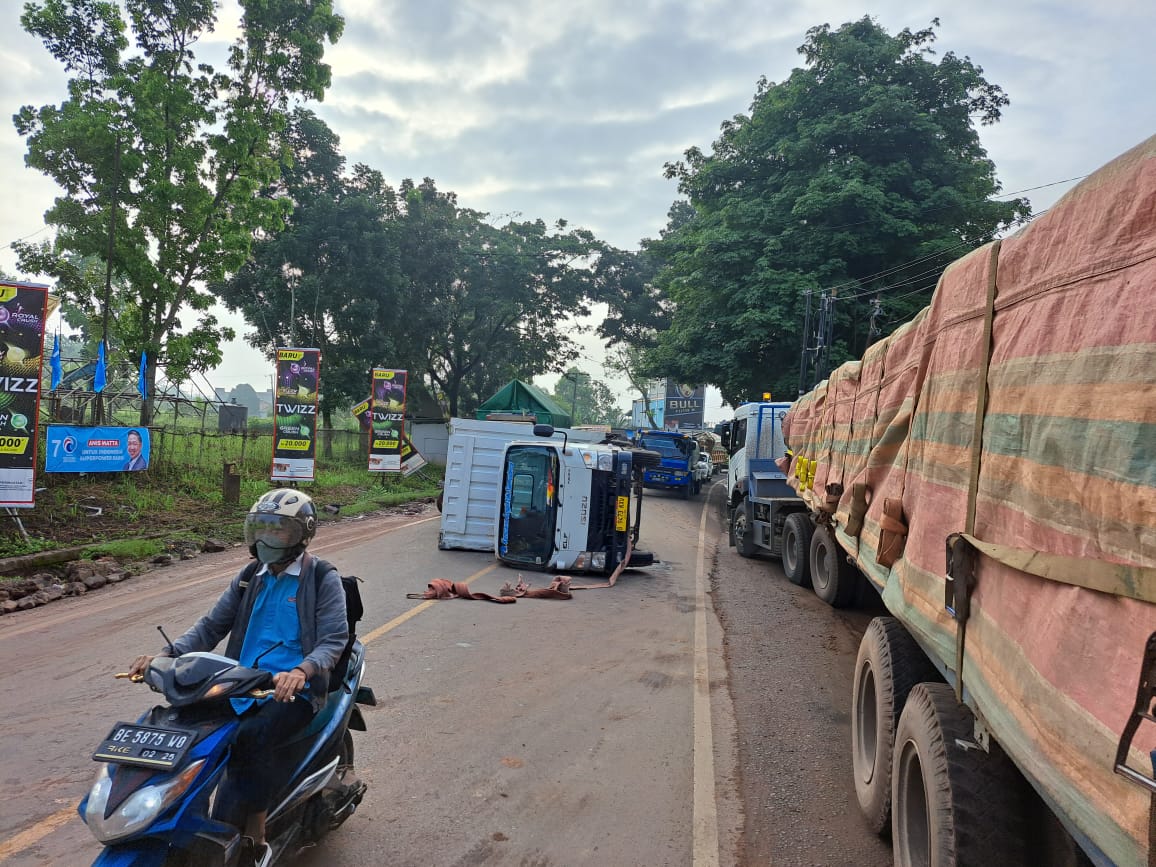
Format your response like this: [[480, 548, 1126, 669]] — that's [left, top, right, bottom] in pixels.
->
[[633, 430, 700, 499]]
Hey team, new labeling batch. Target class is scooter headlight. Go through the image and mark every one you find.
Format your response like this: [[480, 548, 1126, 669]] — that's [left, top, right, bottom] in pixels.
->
[[84, 759, 205, 843]]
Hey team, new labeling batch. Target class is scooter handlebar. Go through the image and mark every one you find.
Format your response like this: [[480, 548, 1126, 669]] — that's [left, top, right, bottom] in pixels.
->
[[114, 672, 273, 698]]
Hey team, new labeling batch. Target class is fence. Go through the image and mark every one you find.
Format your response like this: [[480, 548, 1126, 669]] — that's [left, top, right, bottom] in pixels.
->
[[147, 428, 370, 479]]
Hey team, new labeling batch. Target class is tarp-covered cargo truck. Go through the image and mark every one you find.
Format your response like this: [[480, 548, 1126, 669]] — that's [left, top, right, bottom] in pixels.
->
[[766, 138, 1156, 865]]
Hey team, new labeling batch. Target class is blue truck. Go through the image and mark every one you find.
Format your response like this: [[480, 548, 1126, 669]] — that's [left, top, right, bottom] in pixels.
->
[[632, 430, 700, 499]]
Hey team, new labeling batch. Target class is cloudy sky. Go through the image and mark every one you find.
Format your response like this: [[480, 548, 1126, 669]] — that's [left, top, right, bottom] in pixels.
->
[[1, 0, 1153, 422]]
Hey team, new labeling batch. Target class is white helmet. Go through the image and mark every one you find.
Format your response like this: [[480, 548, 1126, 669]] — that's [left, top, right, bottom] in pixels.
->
[[244, 489, 318, 564]]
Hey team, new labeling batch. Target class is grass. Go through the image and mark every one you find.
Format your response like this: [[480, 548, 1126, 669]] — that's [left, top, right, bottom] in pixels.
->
[[82, 539, 167, 560], [2, 427, 444, 560]]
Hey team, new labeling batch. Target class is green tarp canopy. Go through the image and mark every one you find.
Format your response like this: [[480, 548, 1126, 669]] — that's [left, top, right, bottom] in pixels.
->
[[475, 379, 571, 427]]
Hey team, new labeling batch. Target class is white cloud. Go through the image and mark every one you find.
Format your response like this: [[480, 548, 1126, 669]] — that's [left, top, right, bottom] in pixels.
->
[[2, 0, 1155, 417]]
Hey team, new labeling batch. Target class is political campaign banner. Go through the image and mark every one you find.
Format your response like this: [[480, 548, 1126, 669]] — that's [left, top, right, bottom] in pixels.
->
[[271, 348, 321, 482], [0, 281, 49, 507], [45, 426, 152, 473], [368, 369, 406, 472]]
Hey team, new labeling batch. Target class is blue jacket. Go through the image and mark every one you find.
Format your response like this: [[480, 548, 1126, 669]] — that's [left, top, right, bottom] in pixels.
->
[[167, 552, 348, 711]]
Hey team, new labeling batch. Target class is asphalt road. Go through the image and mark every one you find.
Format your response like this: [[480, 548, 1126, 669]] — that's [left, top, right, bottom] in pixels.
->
[[0, 483, 893, 866]]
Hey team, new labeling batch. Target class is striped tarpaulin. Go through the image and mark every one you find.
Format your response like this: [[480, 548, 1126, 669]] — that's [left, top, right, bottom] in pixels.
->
[[784, 136, 1156, 866]]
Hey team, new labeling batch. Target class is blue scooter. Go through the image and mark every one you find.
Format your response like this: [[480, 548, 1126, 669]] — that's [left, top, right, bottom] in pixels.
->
[[79, 644, 375, 865]]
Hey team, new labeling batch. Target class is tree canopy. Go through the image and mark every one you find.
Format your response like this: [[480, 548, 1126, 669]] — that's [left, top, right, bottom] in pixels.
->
[[548, 367, 623, 427], [645, 17, 1031, 405], [14, 0, 344, 423], [219, 111, 606, 419]]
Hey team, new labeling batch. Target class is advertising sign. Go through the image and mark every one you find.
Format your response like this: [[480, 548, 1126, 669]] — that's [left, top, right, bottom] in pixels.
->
[[368, 369, 406, 472], [664, 382, 705, 430], [0, 281, 49, 507], [271, 348, 321, 482], [355, 392, 426, 475], [45, 426, 152, 473]]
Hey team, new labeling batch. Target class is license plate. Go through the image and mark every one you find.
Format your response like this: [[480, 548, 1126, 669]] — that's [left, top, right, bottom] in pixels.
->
[[650, 473, 670, 482], [615, 496, 629, 532], [93, 722, 196, 770]]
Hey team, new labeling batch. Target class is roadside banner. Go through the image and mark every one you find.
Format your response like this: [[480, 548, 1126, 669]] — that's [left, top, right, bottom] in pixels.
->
[[353, 393, 426, 475], [368, 369, 406, 472], [271, 347, 321, 482], [0, 281, 49, 507], [351, 396, 372, 432], [399, 432, 427, 476], [45, 426, 151, 473]]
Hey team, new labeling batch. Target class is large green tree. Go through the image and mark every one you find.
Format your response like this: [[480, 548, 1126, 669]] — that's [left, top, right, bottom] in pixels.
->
[[14, 0, 344, 424], [396, 180, 601, 417], [218, 109, 406, 427], [647, 17, 1030, 405]]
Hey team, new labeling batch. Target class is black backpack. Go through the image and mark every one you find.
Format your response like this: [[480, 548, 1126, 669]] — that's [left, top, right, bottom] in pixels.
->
[[237, 556, 364, 692], [311, 557, 363, 692]]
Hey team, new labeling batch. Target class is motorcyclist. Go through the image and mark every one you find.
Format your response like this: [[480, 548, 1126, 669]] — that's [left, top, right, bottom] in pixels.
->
[[128, 488, 348, 867]]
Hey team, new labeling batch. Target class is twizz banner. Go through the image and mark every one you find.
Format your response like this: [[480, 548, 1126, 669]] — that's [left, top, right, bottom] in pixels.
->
[[272, 348, 321, 482], [368, 369, 406, 472], [353, 393, 426, 476], [0, 281, 49, 507]]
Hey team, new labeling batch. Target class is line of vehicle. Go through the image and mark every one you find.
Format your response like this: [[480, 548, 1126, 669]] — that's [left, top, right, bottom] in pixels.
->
[[0, 515, 440, 643], [693, 483, 721, 867]]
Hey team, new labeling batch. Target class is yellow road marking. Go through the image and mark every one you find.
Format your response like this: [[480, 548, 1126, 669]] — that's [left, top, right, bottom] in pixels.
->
[[0, 805, 76, 861], [362, 562, 500, 645]]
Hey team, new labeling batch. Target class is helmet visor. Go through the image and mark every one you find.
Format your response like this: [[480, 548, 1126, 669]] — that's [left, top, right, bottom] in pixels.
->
[[244, 513, 304, 552]]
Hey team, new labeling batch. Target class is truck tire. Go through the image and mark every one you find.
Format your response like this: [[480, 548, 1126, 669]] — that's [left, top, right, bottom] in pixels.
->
[[892, 683, 1031, 867], [781, 512, 813, 587], [852, 618, 942, 836], [681, 482, 692, 500], [730, 498, 757, 557], [810, 524, 859, 607]]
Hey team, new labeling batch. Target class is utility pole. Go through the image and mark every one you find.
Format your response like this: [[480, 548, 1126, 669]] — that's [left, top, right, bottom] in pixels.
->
[[798, 289, 814, 396]]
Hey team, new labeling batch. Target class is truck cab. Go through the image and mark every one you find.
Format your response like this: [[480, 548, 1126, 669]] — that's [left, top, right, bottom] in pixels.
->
[[634, 430, 701, 499], [496, 426, 655, 573], [720, 401, 807, 561]]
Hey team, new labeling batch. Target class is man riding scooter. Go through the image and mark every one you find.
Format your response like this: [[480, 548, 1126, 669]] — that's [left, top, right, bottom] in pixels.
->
[[128, 489, 349, 867]]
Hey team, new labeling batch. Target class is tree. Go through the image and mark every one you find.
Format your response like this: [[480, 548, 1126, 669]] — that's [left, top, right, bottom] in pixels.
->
[[217, 109, 406, 429], [396, 180, 601, 417], [549, 367, 622, 427], [605, 345, 661, 429], [648, 17, 1030, 405], [14, 0, 344, 424]]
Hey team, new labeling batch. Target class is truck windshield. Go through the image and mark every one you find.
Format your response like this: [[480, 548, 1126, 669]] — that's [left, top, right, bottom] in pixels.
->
[[499, 445, 558, 566], [639, 436, 685, 456]]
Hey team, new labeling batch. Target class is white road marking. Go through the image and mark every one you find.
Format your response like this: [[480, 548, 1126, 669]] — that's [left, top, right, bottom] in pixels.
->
[[693, 484, 721, 867]]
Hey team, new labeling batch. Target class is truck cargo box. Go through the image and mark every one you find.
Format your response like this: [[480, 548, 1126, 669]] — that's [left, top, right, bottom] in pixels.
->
[[783, 136, 1156, 865]]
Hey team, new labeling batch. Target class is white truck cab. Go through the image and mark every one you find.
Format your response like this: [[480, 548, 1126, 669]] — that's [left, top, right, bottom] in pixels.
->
[[497, 426, 655, 573]]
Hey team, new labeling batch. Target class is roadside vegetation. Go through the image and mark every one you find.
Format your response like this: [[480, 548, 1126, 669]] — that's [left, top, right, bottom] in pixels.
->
[[0, 420, 442, 559]]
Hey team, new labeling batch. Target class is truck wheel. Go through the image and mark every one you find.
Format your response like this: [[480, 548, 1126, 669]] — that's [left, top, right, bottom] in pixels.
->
[[892, 683, 1031, 867], [730, 499, 757, 557], [810, 524, 859, 607], [781, 512, 813, 587], [681, 483, 692, 500], [852, 618, 941, 836]]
